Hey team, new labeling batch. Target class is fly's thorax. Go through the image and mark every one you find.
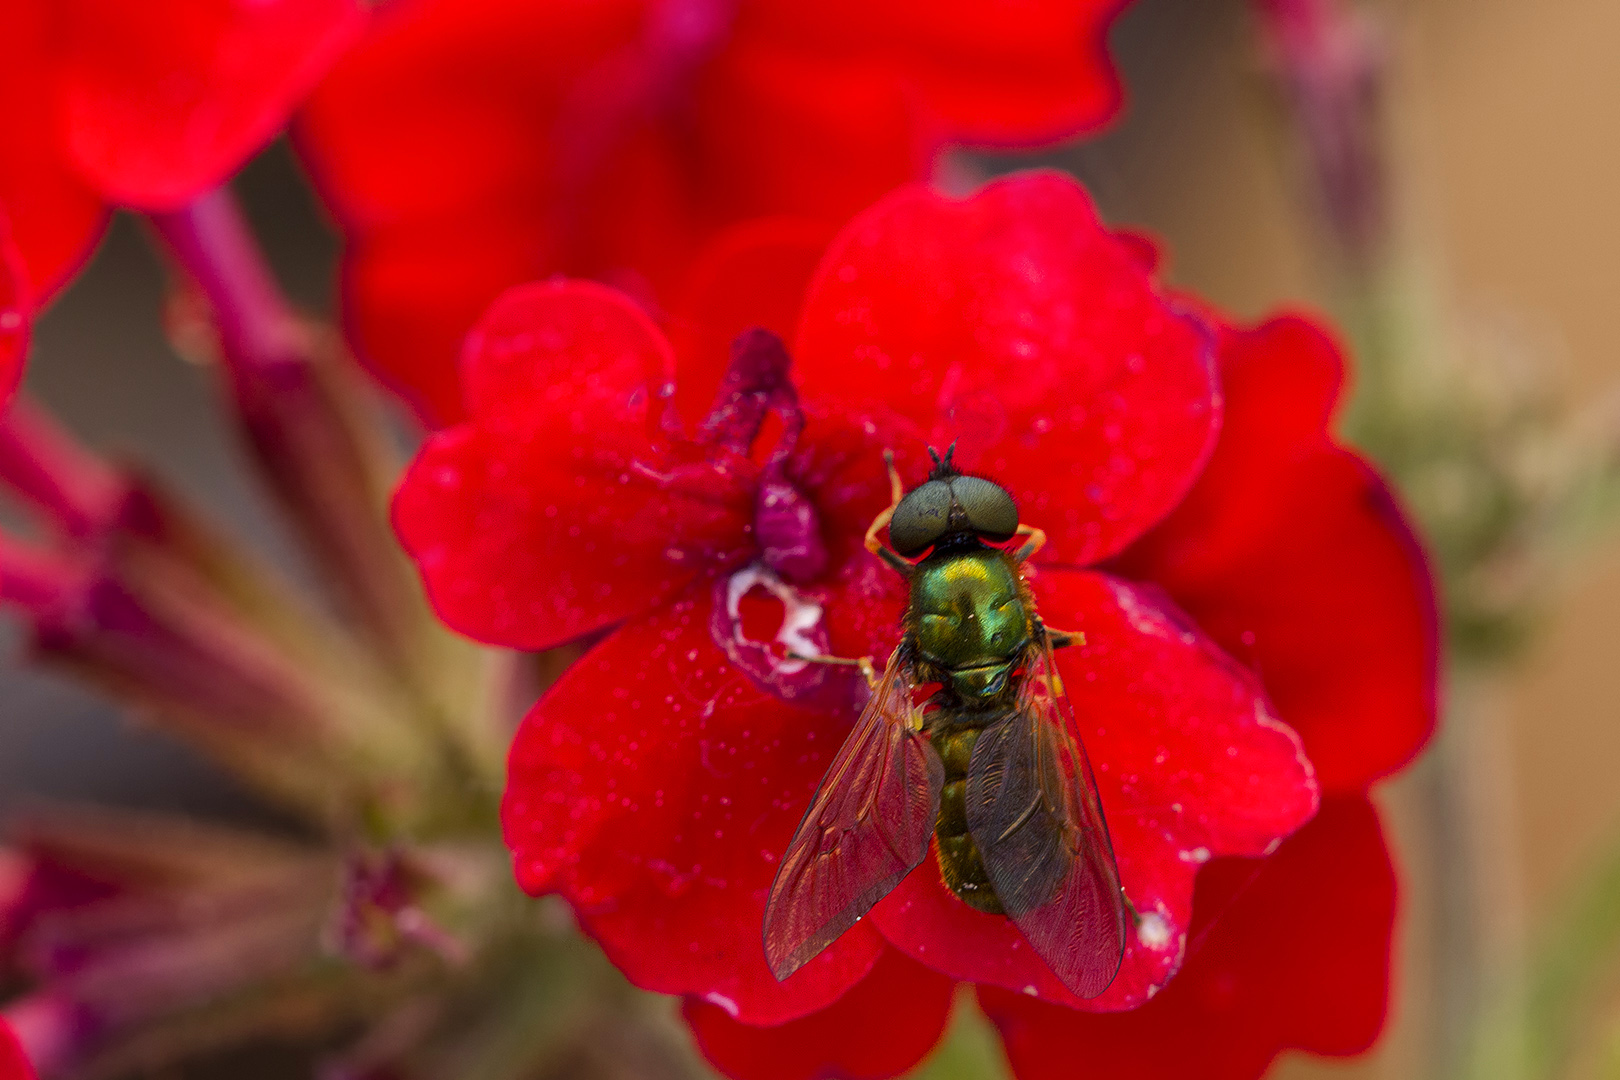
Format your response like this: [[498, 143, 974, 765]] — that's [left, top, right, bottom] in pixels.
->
[[908, 546, 1031, 708]]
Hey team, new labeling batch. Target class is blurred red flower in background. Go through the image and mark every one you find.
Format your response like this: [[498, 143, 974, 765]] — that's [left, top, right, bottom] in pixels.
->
[[391, 170, 1436, 1078], [296, 0, 1134, 425], [0, 0, 367, 303]]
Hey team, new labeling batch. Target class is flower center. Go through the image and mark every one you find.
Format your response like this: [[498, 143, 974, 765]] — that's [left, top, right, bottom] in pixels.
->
[[709, 562, 831, 701], [698, 331, 841, 702]]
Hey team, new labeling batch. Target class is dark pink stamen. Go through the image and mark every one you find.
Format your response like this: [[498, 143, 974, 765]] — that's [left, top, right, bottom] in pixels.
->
[[754, 470, 827, 583], [700, 328, 796, 453], [700, 329, 828, 583]]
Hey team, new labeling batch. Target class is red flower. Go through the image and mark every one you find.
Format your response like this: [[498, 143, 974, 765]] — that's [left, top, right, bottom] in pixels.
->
[[685, 799, 1395, 1080], [0, 0, 368, 302], [393, 170, 1434, 1076], [681, 260, 1431, 1077], [296, 0, 1134, 425]]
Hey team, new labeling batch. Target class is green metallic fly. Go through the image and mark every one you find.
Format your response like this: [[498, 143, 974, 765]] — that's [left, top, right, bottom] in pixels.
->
[[762, 445, 1128, 999]]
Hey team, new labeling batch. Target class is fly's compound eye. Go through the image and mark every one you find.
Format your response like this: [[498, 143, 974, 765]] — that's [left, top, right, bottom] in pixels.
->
[[950, 476, 1018, 543], [889, 479, 954, 557], [888, 475, 1019, 555]]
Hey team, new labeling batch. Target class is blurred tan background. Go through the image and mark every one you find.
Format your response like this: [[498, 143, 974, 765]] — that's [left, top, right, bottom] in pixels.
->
[[4, 0, 1617, 1076]]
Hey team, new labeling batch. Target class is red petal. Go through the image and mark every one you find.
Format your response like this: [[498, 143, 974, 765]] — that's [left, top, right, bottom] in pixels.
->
[[298, 0, 1134, 425], [794, 171, 1220, 565], [58, 0, 368, 208], [869, 568, 1317, 1010], [735, 0, 1130, 145], [392, 281, 754, 650], [502, 580, 887, 1024], [684, 948, 956, 1080], [333, 218, 551, 426], [0, 1020, 32, 1080], [980, 795, 1396, 1080], [1114, 315, 1438, 790], [0, 211, 27, 408], [667, 217, 832, 430], [297, 0, 647, 425], [0, 3, 106, 298], [1110, 228, 1163, 275], [690, 40, 928, 232]]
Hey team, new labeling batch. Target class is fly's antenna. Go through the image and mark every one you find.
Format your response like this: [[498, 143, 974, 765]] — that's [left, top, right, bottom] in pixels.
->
[[926, 440, 959, 480]]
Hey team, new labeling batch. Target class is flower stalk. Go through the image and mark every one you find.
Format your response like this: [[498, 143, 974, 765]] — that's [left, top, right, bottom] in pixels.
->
[[147, 187, 505, 784], [0, 537, 76, 611], [0, 401, 129, 541], [0, 397, 464, 827], [1253, 0, 1386, 266]]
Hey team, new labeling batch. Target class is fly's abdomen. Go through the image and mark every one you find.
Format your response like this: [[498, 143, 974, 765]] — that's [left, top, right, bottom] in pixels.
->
[[930, 717, 1005, 915]]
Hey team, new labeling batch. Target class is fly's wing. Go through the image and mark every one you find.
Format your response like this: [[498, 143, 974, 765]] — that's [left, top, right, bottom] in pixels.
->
[[763, 648, 944, 981], [965, 634, 1127, 998]]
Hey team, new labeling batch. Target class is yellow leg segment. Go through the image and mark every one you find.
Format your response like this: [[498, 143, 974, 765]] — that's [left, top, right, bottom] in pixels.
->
[[787, 652, 879, 689], [864, 450, 912, 576], [1012, 523, 1047, 564]]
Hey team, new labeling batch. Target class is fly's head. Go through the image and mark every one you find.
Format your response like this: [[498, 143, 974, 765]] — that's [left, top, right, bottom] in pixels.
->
[[887, 445, 1019, 559]]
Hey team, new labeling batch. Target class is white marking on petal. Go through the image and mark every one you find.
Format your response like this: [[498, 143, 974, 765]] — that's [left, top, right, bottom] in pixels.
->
[[724, 563, 824, 675], [702, 992, 739, 1017], [1138, 912, 1172, 950]]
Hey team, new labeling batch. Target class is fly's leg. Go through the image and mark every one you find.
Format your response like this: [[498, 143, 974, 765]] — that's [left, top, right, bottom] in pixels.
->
[[1011, 522, 1047, 564], [864, 450, 913, 578], [1045, 628, 1085, 649], [1033, 620, 1083, 696], [788, 651, 879, 689], [1033, 615, 1085, 650]]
